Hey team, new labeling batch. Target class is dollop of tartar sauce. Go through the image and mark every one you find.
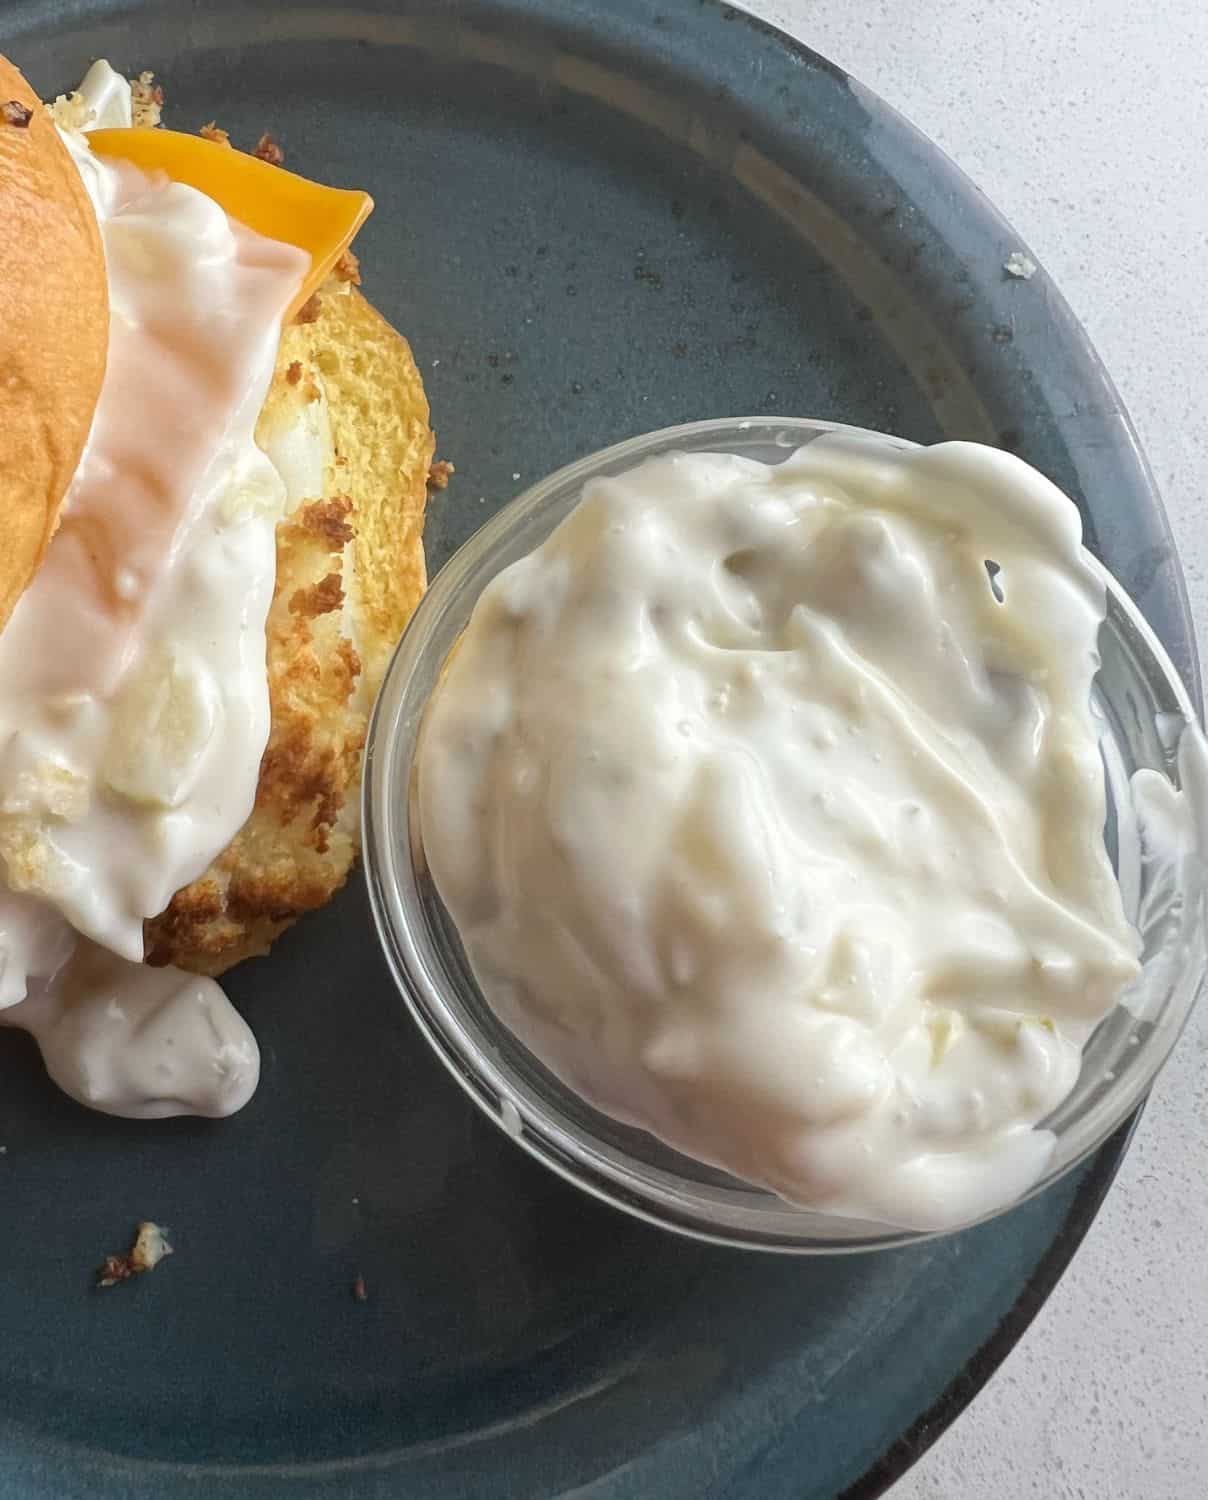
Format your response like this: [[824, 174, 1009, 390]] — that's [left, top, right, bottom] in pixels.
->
[[419, 435, 1144, 1231], [0, 63, 304, 1117], [8, 948, 259, 1120]]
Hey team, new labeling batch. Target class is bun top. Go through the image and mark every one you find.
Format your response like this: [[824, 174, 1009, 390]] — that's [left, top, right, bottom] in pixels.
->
[[0, 56, 108, 631]]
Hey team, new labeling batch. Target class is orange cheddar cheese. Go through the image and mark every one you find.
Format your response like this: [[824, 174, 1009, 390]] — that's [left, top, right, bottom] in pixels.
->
[[86, 127, 372, 320]]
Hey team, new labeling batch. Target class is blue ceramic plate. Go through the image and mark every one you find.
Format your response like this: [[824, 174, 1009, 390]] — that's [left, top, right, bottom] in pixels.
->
[[0, 2, 1197, 1496]]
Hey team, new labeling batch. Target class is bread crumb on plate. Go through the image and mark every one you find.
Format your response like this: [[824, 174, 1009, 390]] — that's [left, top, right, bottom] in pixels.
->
[[1003, 251, 1037, 280], [97, 1221, 173, 1289]]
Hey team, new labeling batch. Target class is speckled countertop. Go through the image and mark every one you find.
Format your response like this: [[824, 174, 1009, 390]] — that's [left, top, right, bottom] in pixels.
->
[[743, 3, 1208, 1496]]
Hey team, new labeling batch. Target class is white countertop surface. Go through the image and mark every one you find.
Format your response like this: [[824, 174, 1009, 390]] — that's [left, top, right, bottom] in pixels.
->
[[743, 3, 1208, 1496]]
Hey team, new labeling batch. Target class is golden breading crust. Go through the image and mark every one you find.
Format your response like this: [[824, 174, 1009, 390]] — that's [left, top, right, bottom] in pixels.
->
[[143, 279, 433, 974]]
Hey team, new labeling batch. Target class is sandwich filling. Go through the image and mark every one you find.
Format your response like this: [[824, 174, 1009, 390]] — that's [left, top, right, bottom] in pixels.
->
[[0, 64, 308, 1115]]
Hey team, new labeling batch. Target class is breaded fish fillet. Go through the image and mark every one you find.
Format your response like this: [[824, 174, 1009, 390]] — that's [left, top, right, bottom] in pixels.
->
[[143, 272, 432, 974]]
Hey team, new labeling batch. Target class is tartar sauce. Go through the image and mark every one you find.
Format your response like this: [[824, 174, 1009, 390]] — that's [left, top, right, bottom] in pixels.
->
[[418, 435, 1142, 1231]]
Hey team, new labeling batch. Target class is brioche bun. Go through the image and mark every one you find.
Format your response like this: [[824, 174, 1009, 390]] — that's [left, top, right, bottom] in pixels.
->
[[0, 56, 108, 631]]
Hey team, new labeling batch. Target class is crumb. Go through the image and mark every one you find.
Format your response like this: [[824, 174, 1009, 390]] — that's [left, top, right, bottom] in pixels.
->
[[334, 249, 361, 285], [289, 571, 344, 618], [130, 71, 164, 128], [46, 90, 92, 130], [199, 121, 231, 147], [1003, 251, 1037, 281], [286, 360, 303, 386], [96, 1221, 173, 1289], [352, 1274, 368, 1303], [2, 100, 33, 128], [254, 132, 285, 166], [427, 459, 455, 491], [294, 293, 322, 325]]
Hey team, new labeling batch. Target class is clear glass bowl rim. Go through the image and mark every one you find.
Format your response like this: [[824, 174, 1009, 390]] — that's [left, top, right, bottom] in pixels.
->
[[363, 416, 1205, 1254]]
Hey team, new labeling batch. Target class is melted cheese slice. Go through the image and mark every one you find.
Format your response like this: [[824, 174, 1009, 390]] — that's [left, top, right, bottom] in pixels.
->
[[87, 127, 372, 319]]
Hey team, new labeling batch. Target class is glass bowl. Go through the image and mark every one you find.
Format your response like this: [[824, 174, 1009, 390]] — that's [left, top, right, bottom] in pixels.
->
[[363, 417, 1208, 1252]]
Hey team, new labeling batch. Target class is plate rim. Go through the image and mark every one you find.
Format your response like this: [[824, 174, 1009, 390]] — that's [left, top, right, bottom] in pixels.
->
[[835, 1113, 1138, 1498], [719, 3, 1200, 1494]]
